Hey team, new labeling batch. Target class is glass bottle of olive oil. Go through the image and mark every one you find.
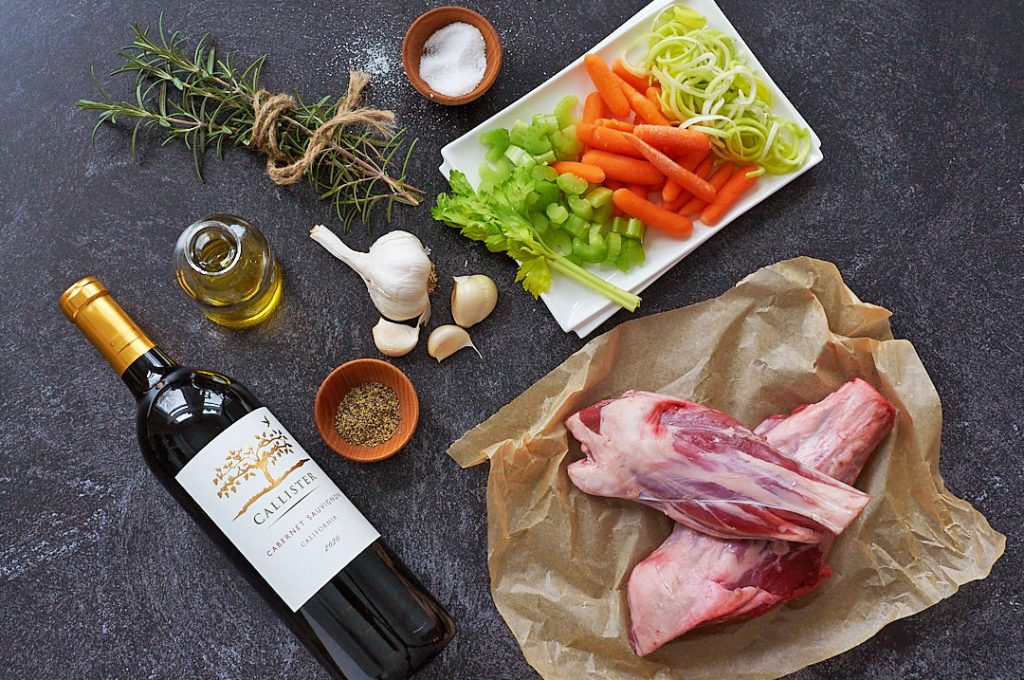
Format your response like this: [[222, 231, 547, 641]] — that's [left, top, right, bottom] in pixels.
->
[[174, 214, 282, 328]]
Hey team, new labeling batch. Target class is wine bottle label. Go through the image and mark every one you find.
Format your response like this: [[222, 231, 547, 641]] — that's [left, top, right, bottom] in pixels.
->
[[176, 407, 380, 611]]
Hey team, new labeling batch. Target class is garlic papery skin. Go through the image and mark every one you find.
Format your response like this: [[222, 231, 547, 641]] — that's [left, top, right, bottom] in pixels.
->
[[427, 325, 480, 362], [451, 275, 497, 328], [372, 317, 419, 357], [310, 225, 435, 324]]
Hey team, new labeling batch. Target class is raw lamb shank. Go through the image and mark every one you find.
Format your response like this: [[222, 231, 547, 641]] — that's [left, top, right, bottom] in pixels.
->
[[626, 379, 896, 655], [565, 392, 871, 544]]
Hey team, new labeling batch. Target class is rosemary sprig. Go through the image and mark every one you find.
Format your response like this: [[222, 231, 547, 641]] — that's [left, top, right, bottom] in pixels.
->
[[77, 16, 421, 229]]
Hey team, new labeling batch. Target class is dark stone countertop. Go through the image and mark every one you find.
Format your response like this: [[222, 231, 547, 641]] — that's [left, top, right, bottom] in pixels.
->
[[1, 1, 1020, 678]]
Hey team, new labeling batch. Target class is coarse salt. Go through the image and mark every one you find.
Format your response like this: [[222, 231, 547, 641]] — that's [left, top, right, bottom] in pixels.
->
[[418, 22, 487, 98]]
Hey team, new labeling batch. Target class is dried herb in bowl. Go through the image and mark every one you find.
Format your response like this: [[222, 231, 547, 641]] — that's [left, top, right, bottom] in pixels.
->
[[334, 382, 401, 447], [77, 16, 421, 228]]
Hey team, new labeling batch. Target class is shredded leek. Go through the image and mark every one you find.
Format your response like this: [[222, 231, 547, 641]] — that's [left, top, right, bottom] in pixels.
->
[[637, 5, 811, 174]]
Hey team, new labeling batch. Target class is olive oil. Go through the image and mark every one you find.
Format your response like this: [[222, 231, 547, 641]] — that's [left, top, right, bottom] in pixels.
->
[[174, 214, 282, 328]]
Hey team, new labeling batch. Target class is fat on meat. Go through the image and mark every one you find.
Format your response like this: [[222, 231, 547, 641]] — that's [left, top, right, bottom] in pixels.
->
[[565, 392, 871, 544]]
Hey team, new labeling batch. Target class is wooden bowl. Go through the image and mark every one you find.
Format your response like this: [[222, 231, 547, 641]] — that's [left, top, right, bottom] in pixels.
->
[[314, 359, 419, 463], [402, 6, 502, 105]]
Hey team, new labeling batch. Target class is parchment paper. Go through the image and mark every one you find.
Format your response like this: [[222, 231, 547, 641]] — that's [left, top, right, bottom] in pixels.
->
[[448, 257, 1005, 679]]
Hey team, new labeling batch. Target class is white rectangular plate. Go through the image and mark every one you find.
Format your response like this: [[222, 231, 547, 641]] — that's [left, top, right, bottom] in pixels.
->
[[439, 0, 823, 337]]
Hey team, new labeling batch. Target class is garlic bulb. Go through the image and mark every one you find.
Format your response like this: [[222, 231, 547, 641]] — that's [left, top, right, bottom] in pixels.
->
[[427, 325, 480, 362], [451, 275, 497, 328], [372, 317, 419, 357], [310, 225, 435, 324]]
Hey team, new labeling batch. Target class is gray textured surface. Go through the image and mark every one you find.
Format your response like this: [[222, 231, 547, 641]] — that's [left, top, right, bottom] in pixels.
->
[[1, 0, 1021, 678]]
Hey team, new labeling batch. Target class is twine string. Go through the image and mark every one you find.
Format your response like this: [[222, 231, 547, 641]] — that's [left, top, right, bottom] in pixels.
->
[[250, 71, 395, 186]]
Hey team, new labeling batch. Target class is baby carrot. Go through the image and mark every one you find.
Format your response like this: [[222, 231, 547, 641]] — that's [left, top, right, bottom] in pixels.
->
[[662, 194, 689, 212], [551, 161, 606, 184], [626, 135, 716, 202], [700, 166, 760, 226], [645, 87, 662, 110], [582, 92, 609, 124], [633, 125, 711, 155], [581, 150, 664, 185], [595, 118, 635, 132], [626, 183, 649, 199], [576, 123, 645, 158], [612, 74, 671, 126], [584, 55, 631, 118], [663, 150, 707, 205], [613, 188, 693, 238], [604, 179, 625, 190], [679, 156, 723, 215], [662, 179, 682, 203], [680, 147, 711, 171], [612, 58, 649, 92], [692, 154, 716, 178]]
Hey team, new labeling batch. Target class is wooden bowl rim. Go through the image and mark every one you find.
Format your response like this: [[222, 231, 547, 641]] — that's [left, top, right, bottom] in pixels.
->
[[401, 6, 503, 106], [313, 358, 419, 463]]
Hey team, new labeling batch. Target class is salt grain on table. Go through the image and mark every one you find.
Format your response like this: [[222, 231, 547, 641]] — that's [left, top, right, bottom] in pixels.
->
[[418, 22, 487, 97]]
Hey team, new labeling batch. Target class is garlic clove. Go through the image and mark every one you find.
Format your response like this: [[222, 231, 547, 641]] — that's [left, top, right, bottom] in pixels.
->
[[451, 274, 498, 328], [427, 325, 481, 362], [372, 317, 419, 357], [417, 299, 431, 327]]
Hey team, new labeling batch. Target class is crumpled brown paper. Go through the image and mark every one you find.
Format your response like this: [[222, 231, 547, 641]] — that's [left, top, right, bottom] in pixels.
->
[[448, 257, 1005, 679]]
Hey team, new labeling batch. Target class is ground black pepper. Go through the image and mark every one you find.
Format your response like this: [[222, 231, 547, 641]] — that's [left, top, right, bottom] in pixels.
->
[[334, 381, 401, 446]]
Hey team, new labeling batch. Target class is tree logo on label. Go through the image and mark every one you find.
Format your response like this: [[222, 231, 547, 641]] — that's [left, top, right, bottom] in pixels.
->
[[213, 415, 310, 519]]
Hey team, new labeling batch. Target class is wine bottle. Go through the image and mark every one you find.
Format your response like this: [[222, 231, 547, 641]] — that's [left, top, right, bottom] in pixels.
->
[[60, 277, 455, 680]]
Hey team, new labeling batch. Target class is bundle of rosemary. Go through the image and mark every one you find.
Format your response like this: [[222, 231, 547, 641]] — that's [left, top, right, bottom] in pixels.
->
[[77, 18, 420, 228]]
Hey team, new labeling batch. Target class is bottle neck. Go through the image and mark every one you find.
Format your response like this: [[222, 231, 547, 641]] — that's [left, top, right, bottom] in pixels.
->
[[60, 277, 176, 398], [121, 347, 178, 399]]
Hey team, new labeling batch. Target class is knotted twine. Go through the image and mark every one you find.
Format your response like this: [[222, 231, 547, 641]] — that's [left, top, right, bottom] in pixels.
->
[[250, 71, 395, 186]]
